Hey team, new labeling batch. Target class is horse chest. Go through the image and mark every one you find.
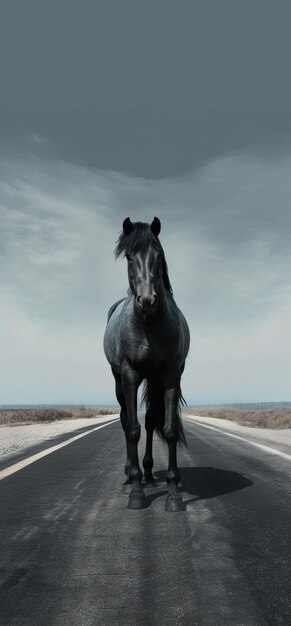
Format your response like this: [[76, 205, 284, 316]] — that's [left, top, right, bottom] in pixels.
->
[[129, 331, 179, 372]]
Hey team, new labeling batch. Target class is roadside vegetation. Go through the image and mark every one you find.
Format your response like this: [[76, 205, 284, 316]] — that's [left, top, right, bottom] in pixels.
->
[[184, 407, 291, 429], [0, 406, 119, 426], [2, 405, 290, 429]]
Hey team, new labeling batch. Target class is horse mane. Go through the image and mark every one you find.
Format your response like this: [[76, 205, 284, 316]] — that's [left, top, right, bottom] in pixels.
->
[[114, 221, 173, 295]]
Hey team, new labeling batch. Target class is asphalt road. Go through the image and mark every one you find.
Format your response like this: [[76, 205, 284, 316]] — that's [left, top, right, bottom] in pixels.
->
[[0, 417, 290, 626]]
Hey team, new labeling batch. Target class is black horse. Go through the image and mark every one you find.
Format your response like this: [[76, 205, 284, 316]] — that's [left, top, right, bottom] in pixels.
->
[[103, 217, 190, 511]]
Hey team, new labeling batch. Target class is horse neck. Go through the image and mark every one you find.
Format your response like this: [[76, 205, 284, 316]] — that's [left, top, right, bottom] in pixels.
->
[[156, 280, 170, 311]]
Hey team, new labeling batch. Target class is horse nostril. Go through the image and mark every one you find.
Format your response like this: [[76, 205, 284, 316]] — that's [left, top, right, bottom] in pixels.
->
[[137, 295, 158, 310], [150, 294, 158, 307], [147, 296, 157, 308]]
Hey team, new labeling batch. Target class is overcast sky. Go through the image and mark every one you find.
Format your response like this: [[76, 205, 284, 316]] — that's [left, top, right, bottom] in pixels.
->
[[1, 1, 291, 405]]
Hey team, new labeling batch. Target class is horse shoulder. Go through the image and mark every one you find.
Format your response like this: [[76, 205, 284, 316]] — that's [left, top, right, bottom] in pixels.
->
[[107, 297, 126, 323]]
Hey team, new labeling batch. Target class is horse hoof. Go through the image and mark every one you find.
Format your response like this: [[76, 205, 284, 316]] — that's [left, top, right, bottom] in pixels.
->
[[127, 493, 146, 509], [143, 480, 157, 488], [165, 496, 185, 512], [143, 474, 156, 487]]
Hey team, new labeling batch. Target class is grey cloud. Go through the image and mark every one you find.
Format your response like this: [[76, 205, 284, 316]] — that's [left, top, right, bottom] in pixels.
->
[[1, 0, 291, 403], [1, 147, 291, 329], [1, 146, 291, 403], [1, 2, 291, 180], [1, 2, 291, 110], [2, 110, 291, 180]]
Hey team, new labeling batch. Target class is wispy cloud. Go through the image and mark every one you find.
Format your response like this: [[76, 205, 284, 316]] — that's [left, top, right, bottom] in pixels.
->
[[1, 145, 290, 403]]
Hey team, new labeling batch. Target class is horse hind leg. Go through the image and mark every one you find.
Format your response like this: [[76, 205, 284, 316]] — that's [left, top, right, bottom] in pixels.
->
[[165, 440, 184, 512], [142, 381, 160, 484], [163, 383, 185, 512], [121, 409, 133, 484], [143, 411, 155, 484], [143, 380, 167, 485]]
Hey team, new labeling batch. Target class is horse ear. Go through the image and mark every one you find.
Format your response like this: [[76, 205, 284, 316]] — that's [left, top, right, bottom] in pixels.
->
[[123, 217, 134, 235], [151, 217, 161, 237]]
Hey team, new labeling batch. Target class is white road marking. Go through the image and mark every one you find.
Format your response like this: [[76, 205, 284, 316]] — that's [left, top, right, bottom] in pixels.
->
[[0, 418, 120, 481], [183, 417, 291, 462]]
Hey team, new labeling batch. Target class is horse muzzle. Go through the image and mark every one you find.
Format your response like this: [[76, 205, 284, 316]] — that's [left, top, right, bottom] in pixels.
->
[[136, 294, 158, 315]]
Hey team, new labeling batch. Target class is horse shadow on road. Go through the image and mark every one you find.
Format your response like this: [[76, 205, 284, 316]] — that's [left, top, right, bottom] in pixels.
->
[[142, 466, 253, 509]]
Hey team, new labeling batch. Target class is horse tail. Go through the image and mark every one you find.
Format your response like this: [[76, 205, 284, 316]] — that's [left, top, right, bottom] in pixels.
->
[[141, 380, 187, 447]]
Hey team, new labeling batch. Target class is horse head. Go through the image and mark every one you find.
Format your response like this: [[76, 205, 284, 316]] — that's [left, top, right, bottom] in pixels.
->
[[115, 217, 171, 317]]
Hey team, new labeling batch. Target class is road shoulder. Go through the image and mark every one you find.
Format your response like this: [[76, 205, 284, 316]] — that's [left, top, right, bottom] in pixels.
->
[[0, 415, 119, 461], [183, 414, 291, 456]]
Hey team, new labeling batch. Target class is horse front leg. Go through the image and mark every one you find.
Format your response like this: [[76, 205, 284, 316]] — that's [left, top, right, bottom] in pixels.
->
[[163, 381, 184, 512], [112, 368, 132, 483], [121, 362, 145, 509]]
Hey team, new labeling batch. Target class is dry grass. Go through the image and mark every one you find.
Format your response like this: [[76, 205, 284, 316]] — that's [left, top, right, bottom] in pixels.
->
[[184, 407, 291, 429], [0, 406, 119, 426], [2, 405, 290, 429]]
